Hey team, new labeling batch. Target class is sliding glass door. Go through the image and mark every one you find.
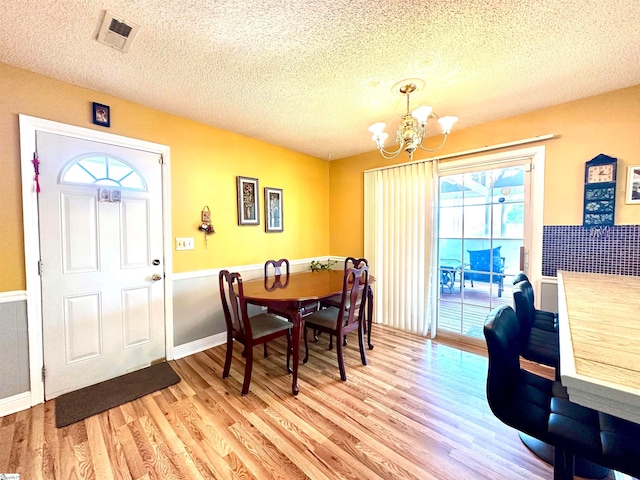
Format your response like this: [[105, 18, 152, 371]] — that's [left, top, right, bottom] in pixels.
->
[[436, 154, 537, 339]]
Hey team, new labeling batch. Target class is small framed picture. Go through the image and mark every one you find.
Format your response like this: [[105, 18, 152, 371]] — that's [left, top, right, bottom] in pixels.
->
[[265, 187, 283, 233], [626, 165, 640, 204], [92, 102, 110, 127], [237, 176, 260, 225]]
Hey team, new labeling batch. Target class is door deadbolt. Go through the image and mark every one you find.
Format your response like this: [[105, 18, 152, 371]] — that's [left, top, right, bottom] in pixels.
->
[[152, 259, 161, 266], [151, 274, 163, 281]]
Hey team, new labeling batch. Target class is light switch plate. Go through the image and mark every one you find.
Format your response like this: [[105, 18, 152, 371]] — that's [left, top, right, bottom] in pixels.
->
[[175, 237, 194, 250]]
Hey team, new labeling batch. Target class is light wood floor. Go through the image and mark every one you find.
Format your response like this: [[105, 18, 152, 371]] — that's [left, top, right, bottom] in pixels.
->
[[0, 325, 618, 479]]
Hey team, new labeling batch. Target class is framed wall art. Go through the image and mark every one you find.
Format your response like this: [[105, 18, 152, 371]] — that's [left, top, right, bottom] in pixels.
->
[[237, 176, 260, 225], [92, 102, 110, 127], [626, 165, 640, 204], [265, 187, 283, 232]]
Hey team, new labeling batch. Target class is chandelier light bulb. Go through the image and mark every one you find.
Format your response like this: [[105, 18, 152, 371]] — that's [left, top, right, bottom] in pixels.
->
[[376, 131, 389, 146], [438, 116, 458, 134], [368, 122, 386, 135], [369, 122, 388, 147], [411, 105, 432, 124]]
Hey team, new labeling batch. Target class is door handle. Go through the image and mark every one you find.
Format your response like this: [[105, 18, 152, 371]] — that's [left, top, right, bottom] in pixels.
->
[[151, 274, 163, 281]]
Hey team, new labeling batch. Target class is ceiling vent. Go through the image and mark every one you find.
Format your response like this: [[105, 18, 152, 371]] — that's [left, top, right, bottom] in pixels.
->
[[96, 11, 140, 53]]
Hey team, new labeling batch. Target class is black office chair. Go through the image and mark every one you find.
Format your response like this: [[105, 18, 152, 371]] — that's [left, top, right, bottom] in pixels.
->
[[484, 305, 640, 480], [512, 280, 559, 370], [512, 272, 557, 332], [512, 271, 529, 285]]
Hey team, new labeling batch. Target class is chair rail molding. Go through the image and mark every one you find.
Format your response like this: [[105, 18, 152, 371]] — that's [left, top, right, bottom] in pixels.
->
[[0, 291, 28, 303]]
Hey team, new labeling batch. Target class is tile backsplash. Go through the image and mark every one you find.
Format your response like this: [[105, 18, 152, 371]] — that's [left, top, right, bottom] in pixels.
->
[[542, 225, 640, 277]]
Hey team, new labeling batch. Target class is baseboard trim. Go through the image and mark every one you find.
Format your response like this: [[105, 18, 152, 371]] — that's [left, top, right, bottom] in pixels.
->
[[172, 332, 227, 360], [0, 391, 31, 417]]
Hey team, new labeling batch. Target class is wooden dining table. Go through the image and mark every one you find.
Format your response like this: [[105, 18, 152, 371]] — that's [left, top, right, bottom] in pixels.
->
[[241, 269, 374, 395], [557, 270, 640, 424]]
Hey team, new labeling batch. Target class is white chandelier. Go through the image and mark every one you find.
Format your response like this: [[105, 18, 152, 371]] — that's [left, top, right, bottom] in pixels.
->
[[368, 82, 457, 160]]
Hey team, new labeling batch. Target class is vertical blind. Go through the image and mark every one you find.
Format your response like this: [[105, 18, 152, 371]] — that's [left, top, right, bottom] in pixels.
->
[[364, 162, 437, 336]]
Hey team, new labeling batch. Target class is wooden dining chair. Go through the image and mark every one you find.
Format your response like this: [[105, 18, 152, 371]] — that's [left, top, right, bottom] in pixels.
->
[[261, 259, 291, 359], [263, 259, 293, 320], [264, 258, 290, 277], [319, 257, 368, 349], [263, 258, 318, 370], [303, 265, 369, 381], [321, 257, 368, 308], [219, 270, 292, 395]]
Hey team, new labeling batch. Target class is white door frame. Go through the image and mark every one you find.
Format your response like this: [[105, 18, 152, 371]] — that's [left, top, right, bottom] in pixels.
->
[[433, 145, 545, 338], [435, 145, 545, 283], [19, 114, 174, 406]]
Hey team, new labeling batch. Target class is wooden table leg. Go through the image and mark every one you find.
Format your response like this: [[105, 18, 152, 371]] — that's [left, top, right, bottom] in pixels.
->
[[367, 286, 374, 349], [291, 311, 302, 395]]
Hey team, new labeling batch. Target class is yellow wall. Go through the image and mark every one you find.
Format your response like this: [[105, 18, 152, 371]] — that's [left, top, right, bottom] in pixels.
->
[[0, 63, 329, 292], [3, 61, 638, 293], [329, 85, 640, 257]]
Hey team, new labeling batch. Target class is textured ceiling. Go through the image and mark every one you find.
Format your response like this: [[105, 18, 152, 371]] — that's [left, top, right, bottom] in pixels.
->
[[2, 1, 640, 160]]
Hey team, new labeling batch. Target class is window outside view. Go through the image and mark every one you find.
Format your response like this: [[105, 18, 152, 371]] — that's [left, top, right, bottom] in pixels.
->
[[438, 166, 525, 338]]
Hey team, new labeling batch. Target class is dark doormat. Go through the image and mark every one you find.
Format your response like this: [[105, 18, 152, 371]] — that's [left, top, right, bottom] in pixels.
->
[[55, 362, 180, 428]]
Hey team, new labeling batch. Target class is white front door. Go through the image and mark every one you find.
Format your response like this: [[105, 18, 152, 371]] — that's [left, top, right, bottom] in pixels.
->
[[37, 131, 166, 400]]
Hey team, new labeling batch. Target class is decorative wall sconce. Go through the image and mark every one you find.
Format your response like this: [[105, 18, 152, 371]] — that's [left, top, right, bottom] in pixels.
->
[[199, 206, 215, 247]]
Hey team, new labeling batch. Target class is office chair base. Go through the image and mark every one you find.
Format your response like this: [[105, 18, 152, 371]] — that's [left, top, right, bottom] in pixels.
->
[[519, 432, 609, 479]]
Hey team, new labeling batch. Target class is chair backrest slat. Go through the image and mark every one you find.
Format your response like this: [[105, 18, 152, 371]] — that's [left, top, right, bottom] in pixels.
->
[[337, 265, 369, 331], [265, 258, 290, 277], [344, 257, 368, 270], [219, 270, 251, 339]]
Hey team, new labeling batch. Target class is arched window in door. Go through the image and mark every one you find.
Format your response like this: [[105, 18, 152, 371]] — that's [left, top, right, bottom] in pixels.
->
[[59, 154, 147, 190]]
